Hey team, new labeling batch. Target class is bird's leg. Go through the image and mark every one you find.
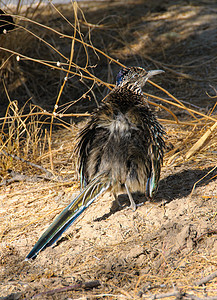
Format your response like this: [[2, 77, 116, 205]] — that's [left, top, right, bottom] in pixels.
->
[[113, 193, 122, 208], [124, 183, 137, 211]]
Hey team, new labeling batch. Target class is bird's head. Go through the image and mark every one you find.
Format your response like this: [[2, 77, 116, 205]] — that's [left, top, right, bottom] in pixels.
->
[[116, 66, 164, 93]]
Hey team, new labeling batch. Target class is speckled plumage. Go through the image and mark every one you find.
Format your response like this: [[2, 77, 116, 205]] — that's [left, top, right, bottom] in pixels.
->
[[26, 67, 165, 260], [76, 67, 165, 204]]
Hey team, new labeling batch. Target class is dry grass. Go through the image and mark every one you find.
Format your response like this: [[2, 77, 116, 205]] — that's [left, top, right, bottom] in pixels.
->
[[0, 0, 217, 299]]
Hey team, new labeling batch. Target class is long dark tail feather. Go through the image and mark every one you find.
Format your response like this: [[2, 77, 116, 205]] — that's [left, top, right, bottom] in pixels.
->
[[25, 173, 110, 260]]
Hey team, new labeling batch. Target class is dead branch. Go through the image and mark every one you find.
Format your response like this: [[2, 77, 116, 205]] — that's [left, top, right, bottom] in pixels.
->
[[141, 291, 217, 300], [195, 271, 217, 286], [184, 293, 217, 300], [1, 149, 53, 177], [32, 280, 101, 298], [194, 230, 217, 243], [151, 291, 181, 299]]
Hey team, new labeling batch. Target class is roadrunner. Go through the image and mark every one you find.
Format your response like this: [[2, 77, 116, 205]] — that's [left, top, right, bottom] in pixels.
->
[[26, 66, 165, 260]]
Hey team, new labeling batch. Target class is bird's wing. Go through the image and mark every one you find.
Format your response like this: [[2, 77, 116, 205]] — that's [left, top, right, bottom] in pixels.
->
[[137, 106, 165, 199], [76, 114, 110, 188], [75, 119, 97, 188], [25, 172, 110, 260], [146, 144, 162, 198], [146, 122, 165, 198]]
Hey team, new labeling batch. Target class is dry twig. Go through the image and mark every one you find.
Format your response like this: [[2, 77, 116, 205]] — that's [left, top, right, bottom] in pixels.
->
[[1, 149, 53, 177], [195, 271, 217, 287], [32, 280, 101, 298]]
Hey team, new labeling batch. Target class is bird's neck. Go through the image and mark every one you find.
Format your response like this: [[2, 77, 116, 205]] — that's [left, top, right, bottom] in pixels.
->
[[116, 83, 143, 95], [111, 85, 145, 103], [107, 85, 149, 111]]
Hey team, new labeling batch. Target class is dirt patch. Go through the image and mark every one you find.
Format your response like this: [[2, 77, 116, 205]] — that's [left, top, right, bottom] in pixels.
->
[[1, 127, 217, 299], [1, 0, 217, 299]]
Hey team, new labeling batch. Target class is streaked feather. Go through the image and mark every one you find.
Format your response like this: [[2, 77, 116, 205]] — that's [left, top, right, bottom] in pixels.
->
[[25, 172, 110, 260], [25, 67, 165, 260]]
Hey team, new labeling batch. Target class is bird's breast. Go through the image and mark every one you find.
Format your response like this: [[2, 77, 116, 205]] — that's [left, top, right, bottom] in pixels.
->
[[108, 113, 137, 137], [110, 119, 129, 135]]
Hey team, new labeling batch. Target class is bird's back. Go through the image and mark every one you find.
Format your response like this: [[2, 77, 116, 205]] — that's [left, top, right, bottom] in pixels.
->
[[76, 86, 165, 197]]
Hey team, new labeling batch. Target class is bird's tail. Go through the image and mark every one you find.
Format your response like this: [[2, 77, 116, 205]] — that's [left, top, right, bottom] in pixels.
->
[[25, 172, 110, 260]]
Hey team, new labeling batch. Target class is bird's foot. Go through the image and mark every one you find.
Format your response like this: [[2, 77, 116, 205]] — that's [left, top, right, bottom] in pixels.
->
[[124, 183, 137, 212], [129, 201, 145, 211], [129, 201, 137, 212]]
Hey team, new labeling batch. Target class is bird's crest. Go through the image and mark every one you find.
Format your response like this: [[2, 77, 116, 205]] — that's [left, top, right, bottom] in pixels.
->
[[116, 66, 164, 94]]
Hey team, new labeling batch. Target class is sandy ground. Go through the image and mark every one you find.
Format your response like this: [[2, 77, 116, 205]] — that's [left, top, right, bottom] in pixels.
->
[[0, 156, 217, 299], [1, 0, 217, 299]]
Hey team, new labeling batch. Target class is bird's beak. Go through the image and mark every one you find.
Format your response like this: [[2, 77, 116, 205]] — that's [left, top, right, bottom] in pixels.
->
[[147, 69, 165, 79]]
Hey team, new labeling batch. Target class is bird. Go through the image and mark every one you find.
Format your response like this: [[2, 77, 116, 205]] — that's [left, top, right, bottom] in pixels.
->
[[25, 66, 165, 260], [0, 9, 15, 34]]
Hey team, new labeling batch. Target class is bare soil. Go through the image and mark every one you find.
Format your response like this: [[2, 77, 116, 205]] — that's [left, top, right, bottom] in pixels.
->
[[1, 0, 217, 299]]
